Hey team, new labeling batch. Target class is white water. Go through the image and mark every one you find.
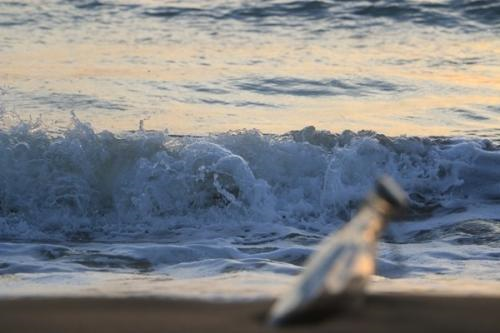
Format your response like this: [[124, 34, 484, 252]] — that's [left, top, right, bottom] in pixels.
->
[[0, 113, 499, 298]]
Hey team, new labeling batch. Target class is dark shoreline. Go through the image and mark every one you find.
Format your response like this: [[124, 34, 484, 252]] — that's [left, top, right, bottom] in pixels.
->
[[1, 294, 499, 333]]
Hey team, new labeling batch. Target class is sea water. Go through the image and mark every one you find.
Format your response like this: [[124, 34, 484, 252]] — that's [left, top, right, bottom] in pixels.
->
[[0, 0, 499, 299]]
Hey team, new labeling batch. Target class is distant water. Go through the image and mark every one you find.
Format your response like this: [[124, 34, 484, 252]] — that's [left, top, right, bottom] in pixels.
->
[[0, 0, 500, 298], [1, 0, 500, 137]]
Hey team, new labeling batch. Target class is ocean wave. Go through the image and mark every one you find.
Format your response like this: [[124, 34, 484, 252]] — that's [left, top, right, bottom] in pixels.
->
[[138, 0, 500, 31], [2, 1, 499, 32], [233, 76, 406, 97], [0, 113, 499, 242]]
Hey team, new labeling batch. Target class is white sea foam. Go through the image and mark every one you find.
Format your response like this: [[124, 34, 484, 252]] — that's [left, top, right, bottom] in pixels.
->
[[0, 115, 499, 284], [0, 116, 499, 239]]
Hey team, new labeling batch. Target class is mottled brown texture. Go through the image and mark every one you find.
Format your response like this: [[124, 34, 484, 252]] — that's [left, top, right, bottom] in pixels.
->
[[1, 294, 499, 333]]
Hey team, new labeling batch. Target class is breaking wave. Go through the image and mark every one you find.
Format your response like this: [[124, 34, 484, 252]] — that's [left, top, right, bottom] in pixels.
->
[[1, 113, 499, 242]]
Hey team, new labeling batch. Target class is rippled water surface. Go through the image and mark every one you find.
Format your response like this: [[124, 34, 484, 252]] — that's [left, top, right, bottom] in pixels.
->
[[1, 1, 500, 297], [1, 0, 500, 137]]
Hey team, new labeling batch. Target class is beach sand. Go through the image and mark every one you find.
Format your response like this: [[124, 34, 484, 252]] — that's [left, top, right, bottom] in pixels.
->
[[1, 294, 499, 333]]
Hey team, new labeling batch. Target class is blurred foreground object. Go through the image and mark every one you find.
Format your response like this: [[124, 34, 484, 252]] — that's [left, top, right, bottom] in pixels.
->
[[269, 176, 407, 325]]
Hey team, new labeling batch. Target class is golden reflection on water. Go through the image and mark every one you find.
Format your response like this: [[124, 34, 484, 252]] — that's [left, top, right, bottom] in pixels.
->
[[1, 29, 499, 137]]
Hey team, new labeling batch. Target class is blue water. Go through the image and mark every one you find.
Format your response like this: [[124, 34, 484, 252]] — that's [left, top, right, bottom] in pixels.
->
[[0, 1, 499, 297]]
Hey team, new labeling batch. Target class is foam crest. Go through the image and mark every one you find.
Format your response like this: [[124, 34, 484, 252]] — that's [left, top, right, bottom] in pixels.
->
[[0, 117, 499, 242]]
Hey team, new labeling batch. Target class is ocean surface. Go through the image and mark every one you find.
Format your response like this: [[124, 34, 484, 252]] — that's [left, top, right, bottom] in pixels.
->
[[1, 0, 500, 299]]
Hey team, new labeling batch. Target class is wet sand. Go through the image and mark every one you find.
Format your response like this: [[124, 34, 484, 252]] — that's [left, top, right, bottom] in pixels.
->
[[1, 294, 499, 333]]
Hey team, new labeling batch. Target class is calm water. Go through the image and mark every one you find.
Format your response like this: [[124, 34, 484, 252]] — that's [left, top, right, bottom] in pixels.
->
[[0, 0, 500, 298]]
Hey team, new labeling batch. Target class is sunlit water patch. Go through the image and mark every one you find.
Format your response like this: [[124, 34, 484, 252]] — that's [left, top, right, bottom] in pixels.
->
[[1, 0, 500, 136]]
